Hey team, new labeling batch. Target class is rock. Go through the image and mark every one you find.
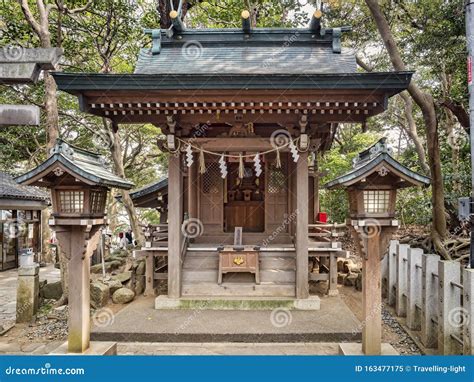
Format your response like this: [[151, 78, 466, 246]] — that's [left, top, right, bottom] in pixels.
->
[[112, 288, 135, 304], [90, 260, 122, 274], [337, 272, 346, 284], [113, 271, 132, 284], [111, 249, 129, 258], [105, 279, 123, 295], [134, 275, 145, 295], [344, 273, 358, 287], [108, 255, 126, 265], [355, 273, 362, 291], [41, 281, 63, 300], [136, 260, 146, 275], [90, 282, 110, 309], [337, 260, 345, 273]]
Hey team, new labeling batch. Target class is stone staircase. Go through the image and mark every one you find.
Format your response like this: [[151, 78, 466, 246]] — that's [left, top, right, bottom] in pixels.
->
[[181, 248, 296, 298]]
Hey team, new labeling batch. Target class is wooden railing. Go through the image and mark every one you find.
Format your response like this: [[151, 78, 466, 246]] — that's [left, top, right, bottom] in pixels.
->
[[308, 222, 346, 242], [142, 224, 168, 248]]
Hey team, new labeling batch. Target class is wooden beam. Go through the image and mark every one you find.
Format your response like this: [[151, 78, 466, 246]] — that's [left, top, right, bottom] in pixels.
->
[[295, 151, 309, 299], [167, 153, 183, 298]]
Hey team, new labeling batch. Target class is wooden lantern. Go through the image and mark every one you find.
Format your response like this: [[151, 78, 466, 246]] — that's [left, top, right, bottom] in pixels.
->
[[325, 138, 430, 355]]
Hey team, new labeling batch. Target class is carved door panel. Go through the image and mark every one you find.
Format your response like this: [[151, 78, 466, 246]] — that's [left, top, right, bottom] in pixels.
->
[[199, 161, 223, 233], [265, 153, 289, 233]]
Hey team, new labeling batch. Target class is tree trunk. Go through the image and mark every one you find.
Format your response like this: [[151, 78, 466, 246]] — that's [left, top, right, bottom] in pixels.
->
[[108, 124, 145, 246], [365, 0, 448, 257]]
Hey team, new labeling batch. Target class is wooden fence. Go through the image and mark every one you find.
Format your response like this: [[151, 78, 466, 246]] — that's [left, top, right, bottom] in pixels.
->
[[382, 240, 474, 355]]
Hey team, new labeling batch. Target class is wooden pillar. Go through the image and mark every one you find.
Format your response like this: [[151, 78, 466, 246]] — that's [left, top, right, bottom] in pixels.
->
[[362, 225, 382, 355], [144, 254, 155, 297], [295, 151, 309, 299], [168, 153, 183, 299], [55, 225, 100, 353], [187, 163, 198, 219]]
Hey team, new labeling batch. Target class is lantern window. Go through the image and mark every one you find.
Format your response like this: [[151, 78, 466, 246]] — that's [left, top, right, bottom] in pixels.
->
[[90, 190, 107, 214], [363, 190, 390, 214], [59, 191, 84, 213]]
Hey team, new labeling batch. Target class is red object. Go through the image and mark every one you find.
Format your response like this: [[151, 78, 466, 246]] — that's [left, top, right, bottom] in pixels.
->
[[317, 212, 327, 223]]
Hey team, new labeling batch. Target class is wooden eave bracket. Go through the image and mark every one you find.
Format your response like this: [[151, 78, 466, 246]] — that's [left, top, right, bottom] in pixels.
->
[[332, 28, 342, 53], [151, 29, 161, 55]]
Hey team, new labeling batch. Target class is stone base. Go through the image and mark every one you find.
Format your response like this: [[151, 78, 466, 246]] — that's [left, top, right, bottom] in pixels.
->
[[293, 296, 321, 310], [155, 296, 181, 309], [155, 295, 320, 310], [49, 341, 117, 355], [338, 343, 399, 355]]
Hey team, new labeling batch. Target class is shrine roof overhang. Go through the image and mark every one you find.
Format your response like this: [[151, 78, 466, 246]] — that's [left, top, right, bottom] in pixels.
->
[[16, 139, 134, 190], [52, 71, 413, 125], [324, 153, 431, 190]]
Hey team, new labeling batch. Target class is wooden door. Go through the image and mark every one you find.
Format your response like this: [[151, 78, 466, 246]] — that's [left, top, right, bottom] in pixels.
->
[[265, 153, 289, 233], [199, 161, 223, 233]]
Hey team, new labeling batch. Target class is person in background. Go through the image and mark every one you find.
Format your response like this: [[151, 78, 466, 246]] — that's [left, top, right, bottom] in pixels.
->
[[118, 231, 128, 249], [125, 230, 133, 245]]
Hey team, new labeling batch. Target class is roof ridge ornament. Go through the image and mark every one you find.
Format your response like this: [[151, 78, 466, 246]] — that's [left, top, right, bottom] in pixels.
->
[[352, 138, 393, 167], [49, 139, 75, 160]]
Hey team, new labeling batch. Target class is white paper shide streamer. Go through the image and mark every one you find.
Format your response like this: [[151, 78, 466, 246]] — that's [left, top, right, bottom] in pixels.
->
[[289, 140, 299, 162], [253, 153, 262, 177], [185, 144, 193, 167], [219, 154, 227, 179]]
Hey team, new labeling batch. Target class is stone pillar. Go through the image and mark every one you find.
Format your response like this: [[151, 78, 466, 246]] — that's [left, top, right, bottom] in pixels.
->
[[406, 247, 423, 330], [463, 268, 474, 355], [438, 260, 462, 355], [16, 264, 39, 323], [421, 253, 440, 348], [295, 151, 309, 299], [361, 226, 382, 355], [395, 243, 409, 317], [168, 153, 183, 299], [387, 240, 398, 306], [144, 254, 155, 297], [328, 253, 338, 296]]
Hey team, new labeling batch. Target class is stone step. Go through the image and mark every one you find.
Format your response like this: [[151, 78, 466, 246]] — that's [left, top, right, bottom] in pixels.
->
[[185, 250, 296, 258], [182, 282, 295, 297], [182, 269, 295, 283], [183, 255, 295, 271]]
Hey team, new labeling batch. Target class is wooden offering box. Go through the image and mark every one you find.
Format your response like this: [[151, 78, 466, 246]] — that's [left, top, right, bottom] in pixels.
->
[[218, 245, 260, 284]]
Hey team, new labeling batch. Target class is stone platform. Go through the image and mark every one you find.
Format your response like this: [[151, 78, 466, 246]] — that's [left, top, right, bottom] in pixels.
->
[[92, 296, 361, 343]]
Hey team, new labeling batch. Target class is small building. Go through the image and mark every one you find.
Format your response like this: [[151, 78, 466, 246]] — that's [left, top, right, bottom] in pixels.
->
[[51, 13, 412, 301], [0, 172, 49, 271]]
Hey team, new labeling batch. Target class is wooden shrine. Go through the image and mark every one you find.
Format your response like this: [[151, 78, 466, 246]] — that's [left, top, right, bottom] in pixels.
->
[[51, 9, 413, 302]]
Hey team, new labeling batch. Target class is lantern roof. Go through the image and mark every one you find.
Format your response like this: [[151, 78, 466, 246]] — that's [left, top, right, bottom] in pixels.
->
[[324, 138, 430, 189], [15, 139, 134, 190]]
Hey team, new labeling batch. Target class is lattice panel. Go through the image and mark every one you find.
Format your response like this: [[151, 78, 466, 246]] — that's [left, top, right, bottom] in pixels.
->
[[268, 168, 286, 194], [202, 162, 221, 194]]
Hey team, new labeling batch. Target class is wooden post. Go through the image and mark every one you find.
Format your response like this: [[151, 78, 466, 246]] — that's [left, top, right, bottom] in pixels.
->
[[387, 240, 398, 306], [168, 153, 183, 299], [438, 260, 462, 355], [144, 254, 155, 297], [395, 243, 409, 317], [55, 225, 100, 353], [463, 268, 474, 355], [406, 247, 423, 330], [295, 151, 309, 299], [328, 253, 338, 296], [188, 163, 198, 219], [361, 226, 382, 355], [421, 253, 440, 348]]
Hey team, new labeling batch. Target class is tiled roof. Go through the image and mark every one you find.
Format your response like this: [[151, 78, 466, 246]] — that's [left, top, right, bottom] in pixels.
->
[[0, 171, 49, 201]]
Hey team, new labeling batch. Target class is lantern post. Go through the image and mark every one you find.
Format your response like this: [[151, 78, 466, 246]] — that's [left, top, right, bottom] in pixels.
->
[[16, 140, 133, 354], [325, 139, 430, 355]]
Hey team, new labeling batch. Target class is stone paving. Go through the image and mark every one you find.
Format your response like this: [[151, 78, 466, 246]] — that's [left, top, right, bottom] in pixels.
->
[[0, 265, 60, 329]]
